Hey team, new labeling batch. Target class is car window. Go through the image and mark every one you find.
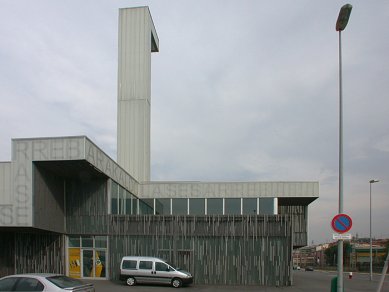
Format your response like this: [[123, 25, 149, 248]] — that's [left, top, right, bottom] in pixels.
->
[[155, 262, 169, 272], [122, 260, 137, 269], [14, 277, 44, 291], [47, 275, 85, 288], [0, 277, 19, 291], [139, 260, 153, 270]]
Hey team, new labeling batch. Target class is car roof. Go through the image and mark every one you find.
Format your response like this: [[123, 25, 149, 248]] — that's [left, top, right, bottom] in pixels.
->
[[1, 273, 62, 279], [122, 256, 165, 261]]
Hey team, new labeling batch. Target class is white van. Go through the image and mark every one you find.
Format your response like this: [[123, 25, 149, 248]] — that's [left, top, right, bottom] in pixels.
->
[[119, 256, 193, 288]]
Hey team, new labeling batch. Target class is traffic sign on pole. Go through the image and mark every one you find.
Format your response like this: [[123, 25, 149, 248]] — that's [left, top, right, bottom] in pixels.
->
[[333, 233, 352, 240], [331, 213, 352, 234]]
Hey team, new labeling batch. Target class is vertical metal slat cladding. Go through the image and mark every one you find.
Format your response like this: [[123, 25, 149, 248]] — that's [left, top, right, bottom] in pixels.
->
[[109, 214, 292, 286]]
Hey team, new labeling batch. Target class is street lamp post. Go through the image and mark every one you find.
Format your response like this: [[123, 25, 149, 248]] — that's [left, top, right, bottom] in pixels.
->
[[335, 4, 352, 292], [369, 179, 379, 281]]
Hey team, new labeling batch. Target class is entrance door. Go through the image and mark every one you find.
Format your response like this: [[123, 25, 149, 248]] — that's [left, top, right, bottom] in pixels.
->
[[68, 236, 108, 279], [82, 249, 94, 278], [95, 250, 106, 278], [81, 249, 107, 278]]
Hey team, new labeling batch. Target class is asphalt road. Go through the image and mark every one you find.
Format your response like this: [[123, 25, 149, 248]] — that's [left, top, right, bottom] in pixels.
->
[[89, 270, 389, 292]]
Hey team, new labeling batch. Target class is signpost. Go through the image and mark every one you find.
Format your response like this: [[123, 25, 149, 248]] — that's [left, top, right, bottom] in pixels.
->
[[333, 233, 352, 240], [331, 213, 352, 234], [331, 213, 353, 292]]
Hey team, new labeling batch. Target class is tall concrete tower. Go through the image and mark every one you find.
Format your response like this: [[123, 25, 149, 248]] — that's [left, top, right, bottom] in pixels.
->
[[117, 7, 159, 182]]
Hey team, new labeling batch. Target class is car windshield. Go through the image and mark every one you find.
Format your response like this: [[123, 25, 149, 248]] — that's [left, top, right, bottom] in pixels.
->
[[166, 262, 179, 270], [47, 275, 85, 288]]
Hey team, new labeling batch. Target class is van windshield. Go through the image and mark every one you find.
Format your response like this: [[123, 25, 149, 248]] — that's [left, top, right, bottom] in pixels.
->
[[166, 262, 179, 270]]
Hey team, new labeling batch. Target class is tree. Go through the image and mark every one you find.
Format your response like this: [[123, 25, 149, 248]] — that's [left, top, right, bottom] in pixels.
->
[[325, 245, 337, 266], [324, 242, 352, 266]]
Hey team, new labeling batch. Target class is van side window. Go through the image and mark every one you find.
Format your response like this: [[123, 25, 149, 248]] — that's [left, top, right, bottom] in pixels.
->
[[139, 260, 153, 270], [122, 260, 137, 269], [155, 262, 169, 272]]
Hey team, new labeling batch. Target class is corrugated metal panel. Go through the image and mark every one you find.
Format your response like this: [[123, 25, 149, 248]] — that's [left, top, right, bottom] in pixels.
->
[[278, 205, 308, 247], [0, 232, 14, 276], [65, 178, 109, 235], [108, 215, 293, 286], [117, 7, 158, 183], [13, 232, 64, 275], [0, 232, 64, 277]]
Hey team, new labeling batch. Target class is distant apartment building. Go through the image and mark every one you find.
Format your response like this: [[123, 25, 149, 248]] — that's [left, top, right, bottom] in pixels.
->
[[293, 239, 388, 272]]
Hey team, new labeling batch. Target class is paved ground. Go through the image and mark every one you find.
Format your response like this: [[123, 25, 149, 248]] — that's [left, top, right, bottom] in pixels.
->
[[89, 270, 389, 292]]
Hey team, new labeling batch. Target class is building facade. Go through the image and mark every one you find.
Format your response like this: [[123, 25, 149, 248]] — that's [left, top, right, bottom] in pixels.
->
[[0, 7, 319, 286]]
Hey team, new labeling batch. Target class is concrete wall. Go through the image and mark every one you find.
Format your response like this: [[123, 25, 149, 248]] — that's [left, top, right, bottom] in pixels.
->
[[0, 162, 12, 225], [34, 163, 65, 233], [139, 181, 319, 199], [0, 136, 139, 227]]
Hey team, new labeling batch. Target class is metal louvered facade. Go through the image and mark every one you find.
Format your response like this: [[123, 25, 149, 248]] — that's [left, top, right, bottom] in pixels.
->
[[0, 136, 318, 286], [108, 215, 293, 286]]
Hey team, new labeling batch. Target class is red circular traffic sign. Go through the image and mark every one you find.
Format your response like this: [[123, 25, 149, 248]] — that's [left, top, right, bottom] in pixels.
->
[[331, 213, 352, 234]]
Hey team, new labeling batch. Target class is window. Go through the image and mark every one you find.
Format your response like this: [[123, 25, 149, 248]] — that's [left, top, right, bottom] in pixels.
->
[[189, 198, 205, 215], [132, 196, 138, 215], [224, 198, 241, 215], [67, 236, 108, 279], [111, 181, 118, 214], [15, 278, 44, 291], [125, 191, 132, 215], [81, 236, 93, 248], [207, 198, 223, 215], [119, 187, 125, 214], [95, 236, 107, 248], [139, 199, 153, 215], [122, 260, 137, 270], [69, 236, 107, 248], [68, 236, 80, 247], [172, 198, 188, 215], [155, 262, 169, 272], [46, 276, 86, 288], [111, 181, 143, 215], [0, 278, 19, 291], [139, 261, 153, 270], [259, 198, 275, 214], [155, 199, 170, 215], [242, 198, 257, 215]]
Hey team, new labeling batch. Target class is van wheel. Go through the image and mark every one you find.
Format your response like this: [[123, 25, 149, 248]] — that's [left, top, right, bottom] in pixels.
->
[[171, 278, 182, 288], [126, 277, 136, 286]]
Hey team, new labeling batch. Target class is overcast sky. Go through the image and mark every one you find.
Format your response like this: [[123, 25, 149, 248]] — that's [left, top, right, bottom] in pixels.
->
[[1, 0, 388, 244]]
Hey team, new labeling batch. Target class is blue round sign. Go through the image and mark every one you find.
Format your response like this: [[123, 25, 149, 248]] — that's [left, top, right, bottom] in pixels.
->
[[331, 214, 352, 234]]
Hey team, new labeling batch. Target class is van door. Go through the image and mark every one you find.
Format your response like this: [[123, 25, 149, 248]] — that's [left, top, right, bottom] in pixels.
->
[[138, 260, 155, 283], [154, 261, 173, 285]]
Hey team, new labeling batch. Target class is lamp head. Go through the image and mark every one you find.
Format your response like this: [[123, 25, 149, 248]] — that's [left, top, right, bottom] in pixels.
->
[[369, 179, 379, 183], [336, 4, 352, 31]]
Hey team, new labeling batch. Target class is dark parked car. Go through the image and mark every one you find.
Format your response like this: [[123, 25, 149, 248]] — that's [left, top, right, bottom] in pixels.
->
[[0, 274, 94, 291], [305, 266, 314, 271]]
